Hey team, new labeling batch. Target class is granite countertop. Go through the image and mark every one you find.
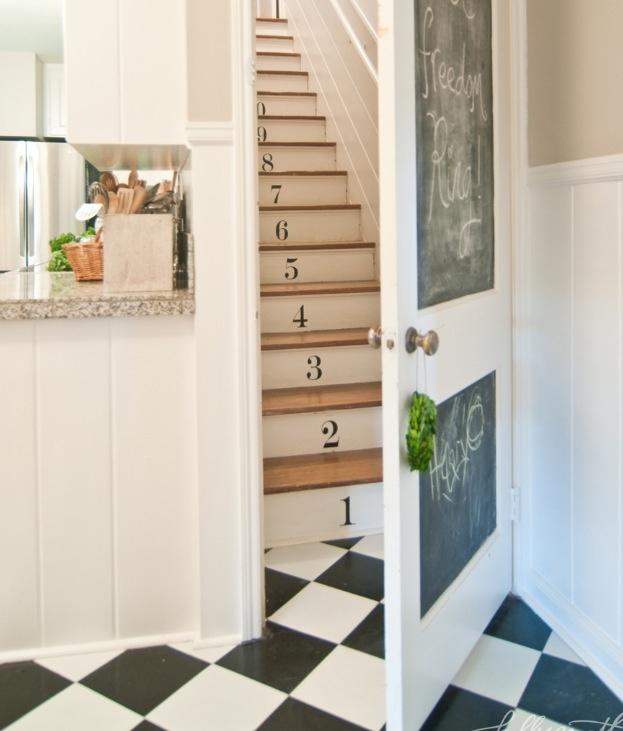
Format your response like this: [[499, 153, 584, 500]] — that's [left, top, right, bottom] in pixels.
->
[[0, 271, 195, 320]]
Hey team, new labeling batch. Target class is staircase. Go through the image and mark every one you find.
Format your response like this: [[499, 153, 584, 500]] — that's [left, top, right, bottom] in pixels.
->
[[256, 16, 383, 546]]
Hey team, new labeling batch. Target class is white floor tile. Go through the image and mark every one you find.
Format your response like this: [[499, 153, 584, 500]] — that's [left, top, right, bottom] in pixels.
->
[[542, 633, 585, 666], [351, 534, 384, 560], [264, 542, 347, 581], [35, 650, 122, 682], [452, 635, 541, 706], [148, 665, 286, 731], [506, 708, 574, 730], [269, 582, 377, 643], [169, 640, 236, 664], [292, 645, 386, 731], [7, 684, 141, 731]]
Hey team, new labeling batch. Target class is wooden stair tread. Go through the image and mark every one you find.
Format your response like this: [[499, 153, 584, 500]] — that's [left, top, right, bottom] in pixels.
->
[[258, 69, 308, 77], [259, 141, 335, 148], [257, 91, 316, 97], [260, 204, 360, 212], [258, 115, 326, 121], [256, 51, 301, 58], [255, 33, 294, 41], [261, 280, 380, 297], [258, 170, 347, 177], [263, 382, 382, 415], [260, 241, 375, 252], [264, 448, 383, 494], [257, 17, 289, 22], [262, 328, 370, 351]]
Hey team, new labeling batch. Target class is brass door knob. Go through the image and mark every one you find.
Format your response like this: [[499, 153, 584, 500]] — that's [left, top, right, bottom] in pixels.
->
[[368, 327, 382, 349], [405, 327, 440, 356]]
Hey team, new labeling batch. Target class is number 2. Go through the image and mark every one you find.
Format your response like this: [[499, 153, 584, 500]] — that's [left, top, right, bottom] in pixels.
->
[[322, 420, 339, 448]]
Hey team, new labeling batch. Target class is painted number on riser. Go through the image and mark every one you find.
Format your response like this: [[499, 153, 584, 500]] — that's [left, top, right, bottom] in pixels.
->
[[285, 257, 298, 280], [292, 305, 308, 329], [262, 154, 274, 172], [341, 496, 355, 526], [322, 420, 339, 449], [306, 355, 322, 381], [258, 126, 267, 143], [257, 101, 266, 116], [276, 220, 289, 241]]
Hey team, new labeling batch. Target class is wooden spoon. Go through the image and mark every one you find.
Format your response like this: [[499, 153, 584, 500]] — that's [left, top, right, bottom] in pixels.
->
[[128, 170, 138, 189], [107, 191, 119, 214], [99, 172, 119, 193]]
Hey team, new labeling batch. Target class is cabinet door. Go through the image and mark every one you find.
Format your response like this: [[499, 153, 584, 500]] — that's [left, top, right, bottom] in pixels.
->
[[64, 0, 121, 144], [118, 0, 186, 145]]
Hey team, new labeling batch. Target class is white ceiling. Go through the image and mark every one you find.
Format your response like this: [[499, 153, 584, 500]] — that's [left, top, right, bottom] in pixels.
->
[[0, 0, 63, 62]]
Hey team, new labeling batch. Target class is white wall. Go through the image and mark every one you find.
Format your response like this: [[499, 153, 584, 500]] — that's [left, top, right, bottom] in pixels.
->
[[286, 0, 379, 243], [0, 316, 199, 658], [516, 159, 623, 698]]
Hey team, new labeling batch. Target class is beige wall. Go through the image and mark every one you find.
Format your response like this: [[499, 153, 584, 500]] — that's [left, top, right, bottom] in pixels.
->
[[186, 0, 232, 121], [528, 0, 623, 166]]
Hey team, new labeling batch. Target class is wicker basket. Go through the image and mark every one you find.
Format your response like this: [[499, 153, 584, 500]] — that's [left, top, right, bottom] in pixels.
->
[[63, 241, 103, 282]]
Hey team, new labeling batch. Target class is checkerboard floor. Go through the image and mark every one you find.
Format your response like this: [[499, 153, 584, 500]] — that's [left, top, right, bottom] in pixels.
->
[[1, 535, 621, 730]]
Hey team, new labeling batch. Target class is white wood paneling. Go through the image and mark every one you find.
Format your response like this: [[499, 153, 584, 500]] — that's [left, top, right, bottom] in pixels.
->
[[0, 315, 200, 658], [521, 161, 623, 697], [111, 316, 199, 638], [0, 322, 40, 650], [286, 0, 379, 243], [36, 319, 115, 646]]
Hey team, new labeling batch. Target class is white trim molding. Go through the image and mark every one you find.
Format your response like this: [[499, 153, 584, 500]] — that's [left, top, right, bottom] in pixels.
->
[[528, 153, 623, 188], [186, 121, 234, 146]]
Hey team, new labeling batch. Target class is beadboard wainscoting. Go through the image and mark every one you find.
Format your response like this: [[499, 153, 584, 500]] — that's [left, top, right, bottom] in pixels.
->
[[0, 316, 199, 659], [515, 155, 623, 698], [285, 0, 379, 246]]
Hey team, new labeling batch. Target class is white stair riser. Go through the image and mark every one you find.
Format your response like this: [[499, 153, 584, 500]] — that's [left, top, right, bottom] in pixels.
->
[[258, 145, 336, 172], [262, 346, 382, 389], [261, 292, 380, 331], [257, 119, 326, 143], [265, 483, 383, 547], [256, 54, 301, 72], [256, 21, 290, 35], [260, 250, 375, 284], [256, 37, 295, 53], [257, 73, 308, 93], [257, 94, 316, 116], [263, 406, 382, 458], [259, 175, 347, 206], [260, 209, 361, 243]]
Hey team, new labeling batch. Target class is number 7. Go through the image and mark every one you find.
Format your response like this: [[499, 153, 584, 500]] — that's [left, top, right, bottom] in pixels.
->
[[271, 185, 282, 204]]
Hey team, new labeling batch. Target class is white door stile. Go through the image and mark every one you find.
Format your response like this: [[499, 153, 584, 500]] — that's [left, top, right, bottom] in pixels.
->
[[232, 0, 264, 642]]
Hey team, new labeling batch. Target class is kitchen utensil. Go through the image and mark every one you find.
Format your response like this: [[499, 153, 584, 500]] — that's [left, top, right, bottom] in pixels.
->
[[99, 171, 118, 192]]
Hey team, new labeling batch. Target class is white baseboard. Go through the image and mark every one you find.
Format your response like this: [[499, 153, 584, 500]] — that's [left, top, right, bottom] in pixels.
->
[[519, 574, 623, 701], [0, 631, 196, 665]]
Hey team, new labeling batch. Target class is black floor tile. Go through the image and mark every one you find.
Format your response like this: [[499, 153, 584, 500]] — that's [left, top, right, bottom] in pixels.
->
[[0, 661, 71, 729], [342, 604, 385, 659], [217, 622, 335, 694], [80, 645, 207, 716], [258, 697, 366, 730], [316, 552, 384, 601], [324, 537, 364, 550], [132, 722, 166, 731], [485, 594, 551, 651], [265, 567, 309, 617], [518, 654, 623, 730], [421, 686, 514, 731]]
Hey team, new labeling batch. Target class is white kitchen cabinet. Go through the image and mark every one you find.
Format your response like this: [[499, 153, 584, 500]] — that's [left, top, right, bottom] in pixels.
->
[[0, 52, 42, 138], [64, 0, 187, 168], [42, 64, 66, 139]]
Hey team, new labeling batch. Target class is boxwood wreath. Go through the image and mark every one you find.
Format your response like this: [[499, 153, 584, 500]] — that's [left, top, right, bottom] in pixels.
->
[[406, 392, 437, 472]]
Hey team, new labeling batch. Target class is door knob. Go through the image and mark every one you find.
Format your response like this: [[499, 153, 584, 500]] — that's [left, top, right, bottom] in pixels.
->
[[405, 327, 440, 356], [368, 327, 382, 349]]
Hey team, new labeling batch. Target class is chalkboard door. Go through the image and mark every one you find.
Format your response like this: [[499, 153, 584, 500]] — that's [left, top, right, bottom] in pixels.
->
[[378, 1, 513, 728]]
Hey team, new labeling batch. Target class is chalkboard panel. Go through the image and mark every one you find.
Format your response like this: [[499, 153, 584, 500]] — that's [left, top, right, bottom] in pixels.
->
[[420, 372, 497, 617], [415, 0, 494, 309]]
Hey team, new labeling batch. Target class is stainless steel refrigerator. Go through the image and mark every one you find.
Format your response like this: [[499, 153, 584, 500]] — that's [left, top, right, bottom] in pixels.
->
[[0, 141, 86, 272]]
